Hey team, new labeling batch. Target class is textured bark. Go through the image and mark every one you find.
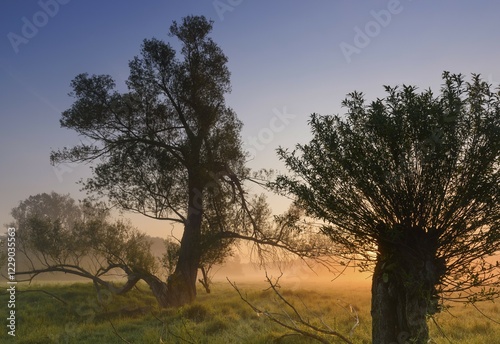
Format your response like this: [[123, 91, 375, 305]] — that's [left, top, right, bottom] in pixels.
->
[[161, 177, 204, 307], [371, 259, 402, 343], [143, 201, 203, 307], [371, 259, 429, 344], [135, 268, 198, 308], [143, 274, 170, 307], [128, 175, 205, 308], [371, 233, 442, 344]]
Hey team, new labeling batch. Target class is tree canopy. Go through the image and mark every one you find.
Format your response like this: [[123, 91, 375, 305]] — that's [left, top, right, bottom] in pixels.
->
[[49, 15, 251, 306], [47, 15, 326, 306], [9, 192, 157, 296], [1, 15, 333, 311], [275, 72, 500, 343], [51, 16, 245, 224]]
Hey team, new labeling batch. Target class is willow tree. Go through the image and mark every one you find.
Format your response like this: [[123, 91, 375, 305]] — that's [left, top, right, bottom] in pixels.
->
[[9, 192, 158, 297], [51, 16, 248, 307], [275, 73, 500, 343]]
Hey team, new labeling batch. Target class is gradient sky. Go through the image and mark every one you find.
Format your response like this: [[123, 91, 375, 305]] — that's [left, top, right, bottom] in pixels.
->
[[1, 0, 500, 237]]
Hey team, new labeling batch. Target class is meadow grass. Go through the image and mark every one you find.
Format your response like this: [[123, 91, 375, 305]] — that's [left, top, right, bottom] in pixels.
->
[[0, 279, 498, 343]]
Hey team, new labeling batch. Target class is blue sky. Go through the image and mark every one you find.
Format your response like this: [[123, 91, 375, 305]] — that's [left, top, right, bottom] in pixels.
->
[[1, 0, 500, 237]]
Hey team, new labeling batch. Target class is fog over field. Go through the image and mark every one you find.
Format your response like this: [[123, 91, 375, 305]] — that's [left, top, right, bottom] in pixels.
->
[[1, 1, 499, 343]]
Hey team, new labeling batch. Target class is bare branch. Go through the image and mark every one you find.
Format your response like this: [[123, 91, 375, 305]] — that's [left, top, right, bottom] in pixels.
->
[[227, 276, 354, 344]]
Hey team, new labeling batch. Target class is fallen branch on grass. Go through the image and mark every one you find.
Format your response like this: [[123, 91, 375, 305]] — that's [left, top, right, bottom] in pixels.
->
[[227, 273, 354, 344]]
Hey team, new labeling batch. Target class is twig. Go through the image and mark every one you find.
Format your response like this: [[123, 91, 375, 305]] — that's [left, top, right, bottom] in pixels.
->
[[152, 311, 197, 344], [228, 277, 354, 344], [470, 302, 500, 325], [108, 319, 132, 344], [265, 272, 354, 340], [334, 300, 359, 337], [430, 316, 453, 344]]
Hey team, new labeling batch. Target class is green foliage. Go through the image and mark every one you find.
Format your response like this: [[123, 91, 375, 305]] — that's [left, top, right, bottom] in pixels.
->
[[162, 238, 181, 277], [276, 72, 500, 304], [48, 15, 261, 304], [162, 226, 235, 292], [50, 15, 246, 224], [275, 72, 500, 342], [8, 192, 157, 285]]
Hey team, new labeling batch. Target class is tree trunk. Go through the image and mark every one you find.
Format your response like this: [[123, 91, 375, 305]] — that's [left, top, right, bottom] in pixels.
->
[[162, 177, 204, 307], [371, 260, 429, 343], [371, 244, 441, 343], [142, 203, 203, 307], [140, 271, 196, 308], [199, 266, 211, 294], [370, 226, 446, 343], [143, 275, 171, 307]]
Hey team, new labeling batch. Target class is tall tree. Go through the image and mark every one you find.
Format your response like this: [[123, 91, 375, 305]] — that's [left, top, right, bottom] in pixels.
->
[[275, 73, 500, 343], [51, 16, 247, 307]]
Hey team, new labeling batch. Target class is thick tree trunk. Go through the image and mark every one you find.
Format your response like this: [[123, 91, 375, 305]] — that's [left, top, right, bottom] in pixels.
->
[[371, 232, 442, 344], [140, 271, 197, 308], [371, 258, 429, 344], [161, 176, 204, 307], [143, 275, 171, 307], [143, 204, 203, 307]]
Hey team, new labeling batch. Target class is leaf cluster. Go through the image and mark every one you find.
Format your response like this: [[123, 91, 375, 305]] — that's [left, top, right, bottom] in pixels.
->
[[275, 72, 500, 300]]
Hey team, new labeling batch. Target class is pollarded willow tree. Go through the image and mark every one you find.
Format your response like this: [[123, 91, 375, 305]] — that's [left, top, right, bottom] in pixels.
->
[[50, 16, 252, 307], [275, 72, 500, 343]]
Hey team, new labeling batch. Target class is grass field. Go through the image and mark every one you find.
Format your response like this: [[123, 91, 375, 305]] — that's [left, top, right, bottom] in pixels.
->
[[1, 279, 499, 343]]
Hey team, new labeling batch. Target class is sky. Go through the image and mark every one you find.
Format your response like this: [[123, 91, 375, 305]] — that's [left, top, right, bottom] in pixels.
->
[[1, 0, 500, 238]]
